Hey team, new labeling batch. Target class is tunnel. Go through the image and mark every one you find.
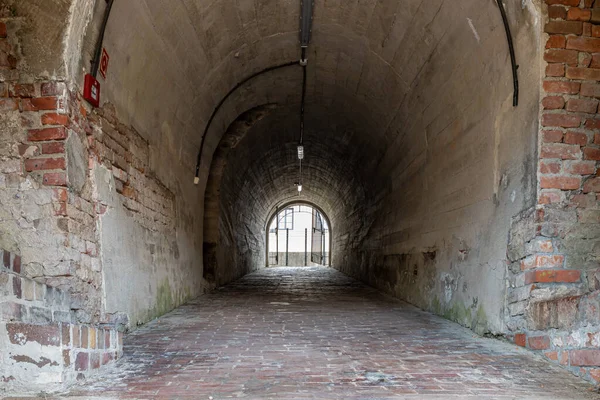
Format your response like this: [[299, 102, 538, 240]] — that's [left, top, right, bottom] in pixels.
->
[[1, 0, 600, 396]]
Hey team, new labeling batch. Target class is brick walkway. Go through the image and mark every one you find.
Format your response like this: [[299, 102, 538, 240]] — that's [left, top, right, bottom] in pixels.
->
[[59, 267, 595, 399]]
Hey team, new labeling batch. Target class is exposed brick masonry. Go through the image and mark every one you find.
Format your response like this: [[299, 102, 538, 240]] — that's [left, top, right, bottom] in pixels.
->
[[1, 18, 175, 323], [9, 80, 104, 323], [507, 0, 600, 386], [0, 19, 169, 391], [89, 105, 176, 233]]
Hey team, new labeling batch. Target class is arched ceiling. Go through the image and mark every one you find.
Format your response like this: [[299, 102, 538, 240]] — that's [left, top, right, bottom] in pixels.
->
[[97, 0, 525, 238], [101, 0, 506, 162], [219, 102, 378, 231], [81, 0, 542, 324]]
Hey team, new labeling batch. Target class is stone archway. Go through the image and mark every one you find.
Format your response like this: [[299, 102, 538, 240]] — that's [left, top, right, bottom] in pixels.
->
[[203, 105, 278, 287]]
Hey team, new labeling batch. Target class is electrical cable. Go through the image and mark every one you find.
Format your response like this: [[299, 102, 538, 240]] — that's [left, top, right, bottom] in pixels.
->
[[298, 47, 308, 193], [497, 0, 519, 107], [300, 56, 307, 145], [194, 61, 299, 183], [296, 0, 312, 194]]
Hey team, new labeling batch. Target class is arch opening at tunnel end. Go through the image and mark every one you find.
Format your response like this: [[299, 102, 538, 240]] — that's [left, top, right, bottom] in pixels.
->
[[265, 201, 333, 269]]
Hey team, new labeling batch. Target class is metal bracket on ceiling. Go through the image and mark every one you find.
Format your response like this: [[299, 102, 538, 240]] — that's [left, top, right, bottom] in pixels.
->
[[300, 0, 314, 48]]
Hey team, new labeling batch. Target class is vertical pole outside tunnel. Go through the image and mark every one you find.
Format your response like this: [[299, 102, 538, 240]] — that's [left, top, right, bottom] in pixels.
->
[[322, 230, 325, 265], [305, 228, 308, 266], [286, 229, 289, 266]]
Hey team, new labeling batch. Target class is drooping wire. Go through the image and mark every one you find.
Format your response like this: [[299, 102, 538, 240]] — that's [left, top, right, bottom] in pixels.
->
[[194, 61, 299, 182]]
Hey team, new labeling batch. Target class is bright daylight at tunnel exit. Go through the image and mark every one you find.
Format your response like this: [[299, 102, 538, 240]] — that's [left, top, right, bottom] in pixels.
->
[[1, 0, 600, 398]]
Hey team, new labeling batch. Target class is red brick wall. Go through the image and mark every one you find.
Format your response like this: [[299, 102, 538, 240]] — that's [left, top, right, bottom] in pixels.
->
[[8, 82, 104, 321], [0, 17, 175, 324], [89, 104, 176, 234], [541, 0, 600, 206], [0, 18, 171, 390], [507, 0, 600, 386], [0, 19, 98, 319]]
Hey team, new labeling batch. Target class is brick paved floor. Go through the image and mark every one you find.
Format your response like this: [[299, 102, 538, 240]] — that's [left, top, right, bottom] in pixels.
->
[[58, 267, 597, 399]]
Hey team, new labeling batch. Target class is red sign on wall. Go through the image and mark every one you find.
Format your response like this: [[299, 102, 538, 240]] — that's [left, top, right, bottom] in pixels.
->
[[99, 48, 109, 79]]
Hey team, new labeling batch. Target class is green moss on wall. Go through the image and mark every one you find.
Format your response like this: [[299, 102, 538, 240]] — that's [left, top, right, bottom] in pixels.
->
[[471, 304, 488, 335], [134, 279, 197, 327], [427, 296, 489, 335], [155, 279, 174, 317]]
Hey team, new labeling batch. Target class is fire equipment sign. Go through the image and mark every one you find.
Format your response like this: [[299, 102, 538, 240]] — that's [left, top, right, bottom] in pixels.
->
[[99, 48, 109, 79]]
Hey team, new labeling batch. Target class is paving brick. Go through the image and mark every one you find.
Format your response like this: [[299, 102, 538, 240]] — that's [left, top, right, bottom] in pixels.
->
[[65, 267, 596, 399]]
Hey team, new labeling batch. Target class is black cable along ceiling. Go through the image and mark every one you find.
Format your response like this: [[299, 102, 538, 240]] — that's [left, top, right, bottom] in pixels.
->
[[194, 0, 315, 186]]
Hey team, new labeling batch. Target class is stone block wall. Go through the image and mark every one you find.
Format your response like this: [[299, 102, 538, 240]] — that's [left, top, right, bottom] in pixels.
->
[[1, 249, 70, 325], [0, 248, 123, 390], [506, 0, 600, 385]]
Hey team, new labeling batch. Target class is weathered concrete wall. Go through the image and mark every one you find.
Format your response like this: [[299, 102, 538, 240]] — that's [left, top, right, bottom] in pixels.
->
[[80, 1, 208, 325], [202, 106, 277, 286], [336, 0, 542, 336], [205, 0, 542, 339], [0, 0, 70, 78], [89, 105, 201, 327]]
